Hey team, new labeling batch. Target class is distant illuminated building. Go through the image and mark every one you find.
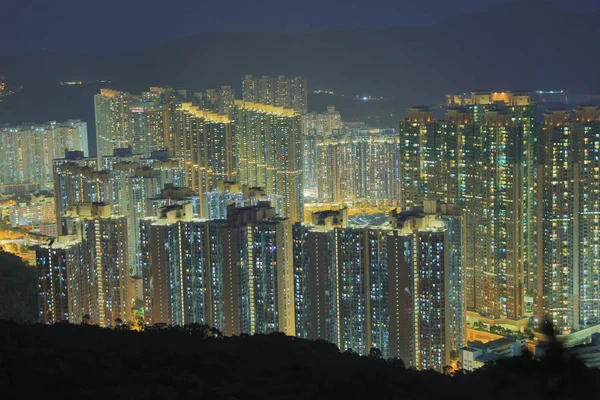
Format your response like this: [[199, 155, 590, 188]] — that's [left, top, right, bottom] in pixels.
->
[[9, 194, 55, 229], [35, 235, 84, 324], [259, 75, 275, 105], [62, 203, 130, 327], [203, 180, 281, 220], [275, 76, 292, 108], [94, 89, 132, 160], [302, 105, 341, 136], [317, 130, 400, 204], [53, 150, 109, 233], [174, 102, 235, 217], [130, 99, 164, 157], [243, 75, 308, 114], [303, 130, 319, 190], [232, 100, 303, 222], [147, 185, 201, 218], [291, 76, 308, 114], [109, 163, 158, 277], [219, 86, 235, 114], [539, 106, 600, 334], [398, 106, 437, 208], [0, 120, 89, 192], [242, 74, 259, 103]]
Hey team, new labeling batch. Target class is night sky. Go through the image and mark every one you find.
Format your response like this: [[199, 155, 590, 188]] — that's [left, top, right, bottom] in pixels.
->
[[2, 0, 599, 55]]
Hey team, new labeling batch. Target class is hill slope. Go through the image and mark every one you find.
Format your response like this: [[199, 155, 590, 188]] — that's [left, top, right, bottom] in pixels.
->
[[1, 321, 599, 399]]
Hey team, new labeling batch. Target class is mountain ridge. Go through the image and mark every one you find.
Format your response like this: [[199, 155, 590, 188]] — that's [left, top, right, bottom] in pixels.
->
[[0, 0, 599, 138]]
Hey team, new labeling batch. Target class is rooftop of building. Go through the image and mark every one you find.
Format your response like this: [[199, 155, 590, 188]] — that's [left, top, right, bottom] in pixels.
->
[[475, 353, 503, 363], [178, 102, 231, 123], [233, 100, 297, 117]]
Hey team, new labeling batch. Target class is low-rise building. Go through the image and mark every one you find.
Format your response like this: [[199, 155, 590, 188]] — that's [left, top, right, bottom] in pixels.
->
[[460, 337, 527, 371]]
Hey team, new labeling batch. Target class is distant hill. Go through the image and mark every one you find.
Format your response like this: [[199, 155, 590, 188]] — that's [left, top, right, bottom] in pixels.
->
[[1, 0, 599, 145]]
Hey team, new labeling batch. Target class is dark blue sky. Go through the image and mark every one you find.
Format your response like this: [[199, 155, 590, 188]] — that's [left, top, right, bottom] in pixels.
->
[[1, 0, 599, 55]]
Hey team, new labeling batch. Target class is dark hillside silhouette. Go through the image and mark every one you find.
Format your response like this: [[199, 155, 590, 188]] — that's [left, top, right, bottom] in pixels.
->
[[0, 320, 599, 399]]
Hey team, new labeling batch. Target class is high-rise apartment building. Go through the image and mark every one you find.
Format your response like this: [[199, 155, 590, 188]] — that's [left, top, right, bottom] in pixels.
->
[[398, 92, 536, 321], [141, 201, 295, 336], [293, 202, 464, 369], [212, 202, 295, 336], [317, 130, 401, 204], [35, 235, 84, 324], [275, 76, 292, 108], [242, 75, 259, 103], [95, 89, 132, 159], [53, 150, 109, 233], [232, 100, 303, 222], [174, 102, 235, 217], [130, 99, 165, 157], [203, 180, 280, 220], [539, 106, 600, 334], [109, 163, 158, 277], [292, 76, 308, 114], [147, 185, 201, 219], [259, 76, 275, 105], [219, 86, 235, 114], [0, 120, 89, 192], [141, 203, 209, 326], [302, 106, 342, 136], [243, 75, 308, 114], [62, 203, 130, 327], [303, 130, 319, 191], [388, 201, 463, 371]]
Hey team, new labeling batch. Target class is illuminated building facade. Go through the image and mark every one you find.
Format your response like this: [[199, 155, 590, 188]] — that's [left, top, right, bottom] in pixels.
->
[[302, 106, 342, 136], [0, 120, 89, 191], [275, 76, 293, 109], [141, 202, 295, 337], [317, 130, 401, 204], [141, 203, 209, 326], [94, 89, 132, 159], [232, 100, 303, 222], [109, 163, 158, 277], [242, 75, 308, 114], [293, 202, 463, 369], [53, 151, 108, 233], [539, 106, 600, 334], [242, 75, 259, 103], [9, 194, 55, 228], [147, 185, 201, 219], [174, 102, 235, 217], [398, 92, 536, 321], [303, 130, 319, 190], [35, 235, 84, 324], [62, 203, 130, 327], [291, 76, 308, 115], [203, 180, 280, 220], [389, 201, 463, 371], [130, 99, 164, 157]]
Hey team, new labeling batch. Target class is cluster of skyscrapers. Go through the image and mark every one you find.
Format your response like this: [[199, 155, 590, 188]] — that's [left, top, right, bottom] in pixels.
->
[[24, 81, 600, 372], [294, 202, 463, 370], [398, 91, 600, 340]]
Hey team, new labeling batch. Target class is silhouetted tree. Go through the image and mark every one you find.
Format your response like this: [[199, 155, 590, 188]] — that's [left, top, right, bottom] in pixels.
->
[[369, 347, 382, 360]]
